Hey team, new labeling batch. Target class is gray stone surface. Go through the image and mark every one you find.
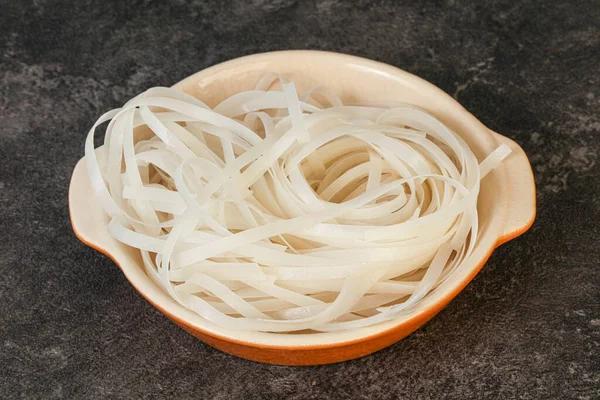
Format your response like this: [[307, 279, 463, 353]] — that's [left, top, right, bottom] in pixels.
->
[[1, 0, 599, 398]]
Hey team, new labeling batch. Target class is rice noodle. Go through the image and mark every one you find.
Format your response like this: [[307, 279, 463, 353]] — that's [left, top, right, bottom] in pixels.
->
[[84, 75, 510, 332]]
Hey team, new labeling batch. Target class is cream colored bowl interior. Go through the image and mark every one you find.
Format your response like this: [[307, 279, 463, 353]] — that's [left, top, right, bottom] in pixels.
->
[[69, 51, 535, 347]]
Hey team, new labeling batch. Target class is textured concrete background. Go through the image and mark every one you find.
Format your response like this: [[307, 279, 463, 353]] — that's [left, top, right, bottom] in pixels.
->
[[1, 0, 599, 398]]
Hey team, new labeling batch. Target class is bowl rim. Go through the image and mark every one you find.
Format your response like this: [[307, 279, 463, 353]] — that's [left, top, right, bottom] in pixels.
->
[[70, 49, 536, 352]]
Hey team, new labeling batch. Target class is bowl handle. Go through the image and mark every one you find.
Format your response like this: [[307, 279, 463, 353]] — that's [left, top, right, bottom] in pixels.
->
[[491, 131, 536, 244], [69, 156, 109, 250]]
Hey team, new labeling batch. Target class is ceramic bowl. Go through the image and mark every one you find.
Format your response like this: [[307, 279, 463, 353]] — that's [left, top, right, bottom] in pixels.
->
[[69, 50, 536, 365]]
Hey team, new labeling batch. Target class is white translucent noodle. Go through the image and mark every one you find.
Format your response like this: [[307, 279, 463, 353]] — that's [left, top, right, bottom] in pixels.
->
[[85, 74, 511, 333]]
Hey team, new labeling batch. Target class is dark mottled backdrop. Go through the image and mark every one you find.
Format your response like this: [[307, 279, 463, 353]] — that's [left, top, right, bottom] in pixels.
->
[[1, 1, 598, 399]]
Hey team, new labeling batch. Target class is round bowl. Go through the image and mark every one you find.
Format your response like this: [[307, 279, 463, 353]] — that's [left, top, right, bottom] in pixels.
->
[[69, 50, 536, 365]]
